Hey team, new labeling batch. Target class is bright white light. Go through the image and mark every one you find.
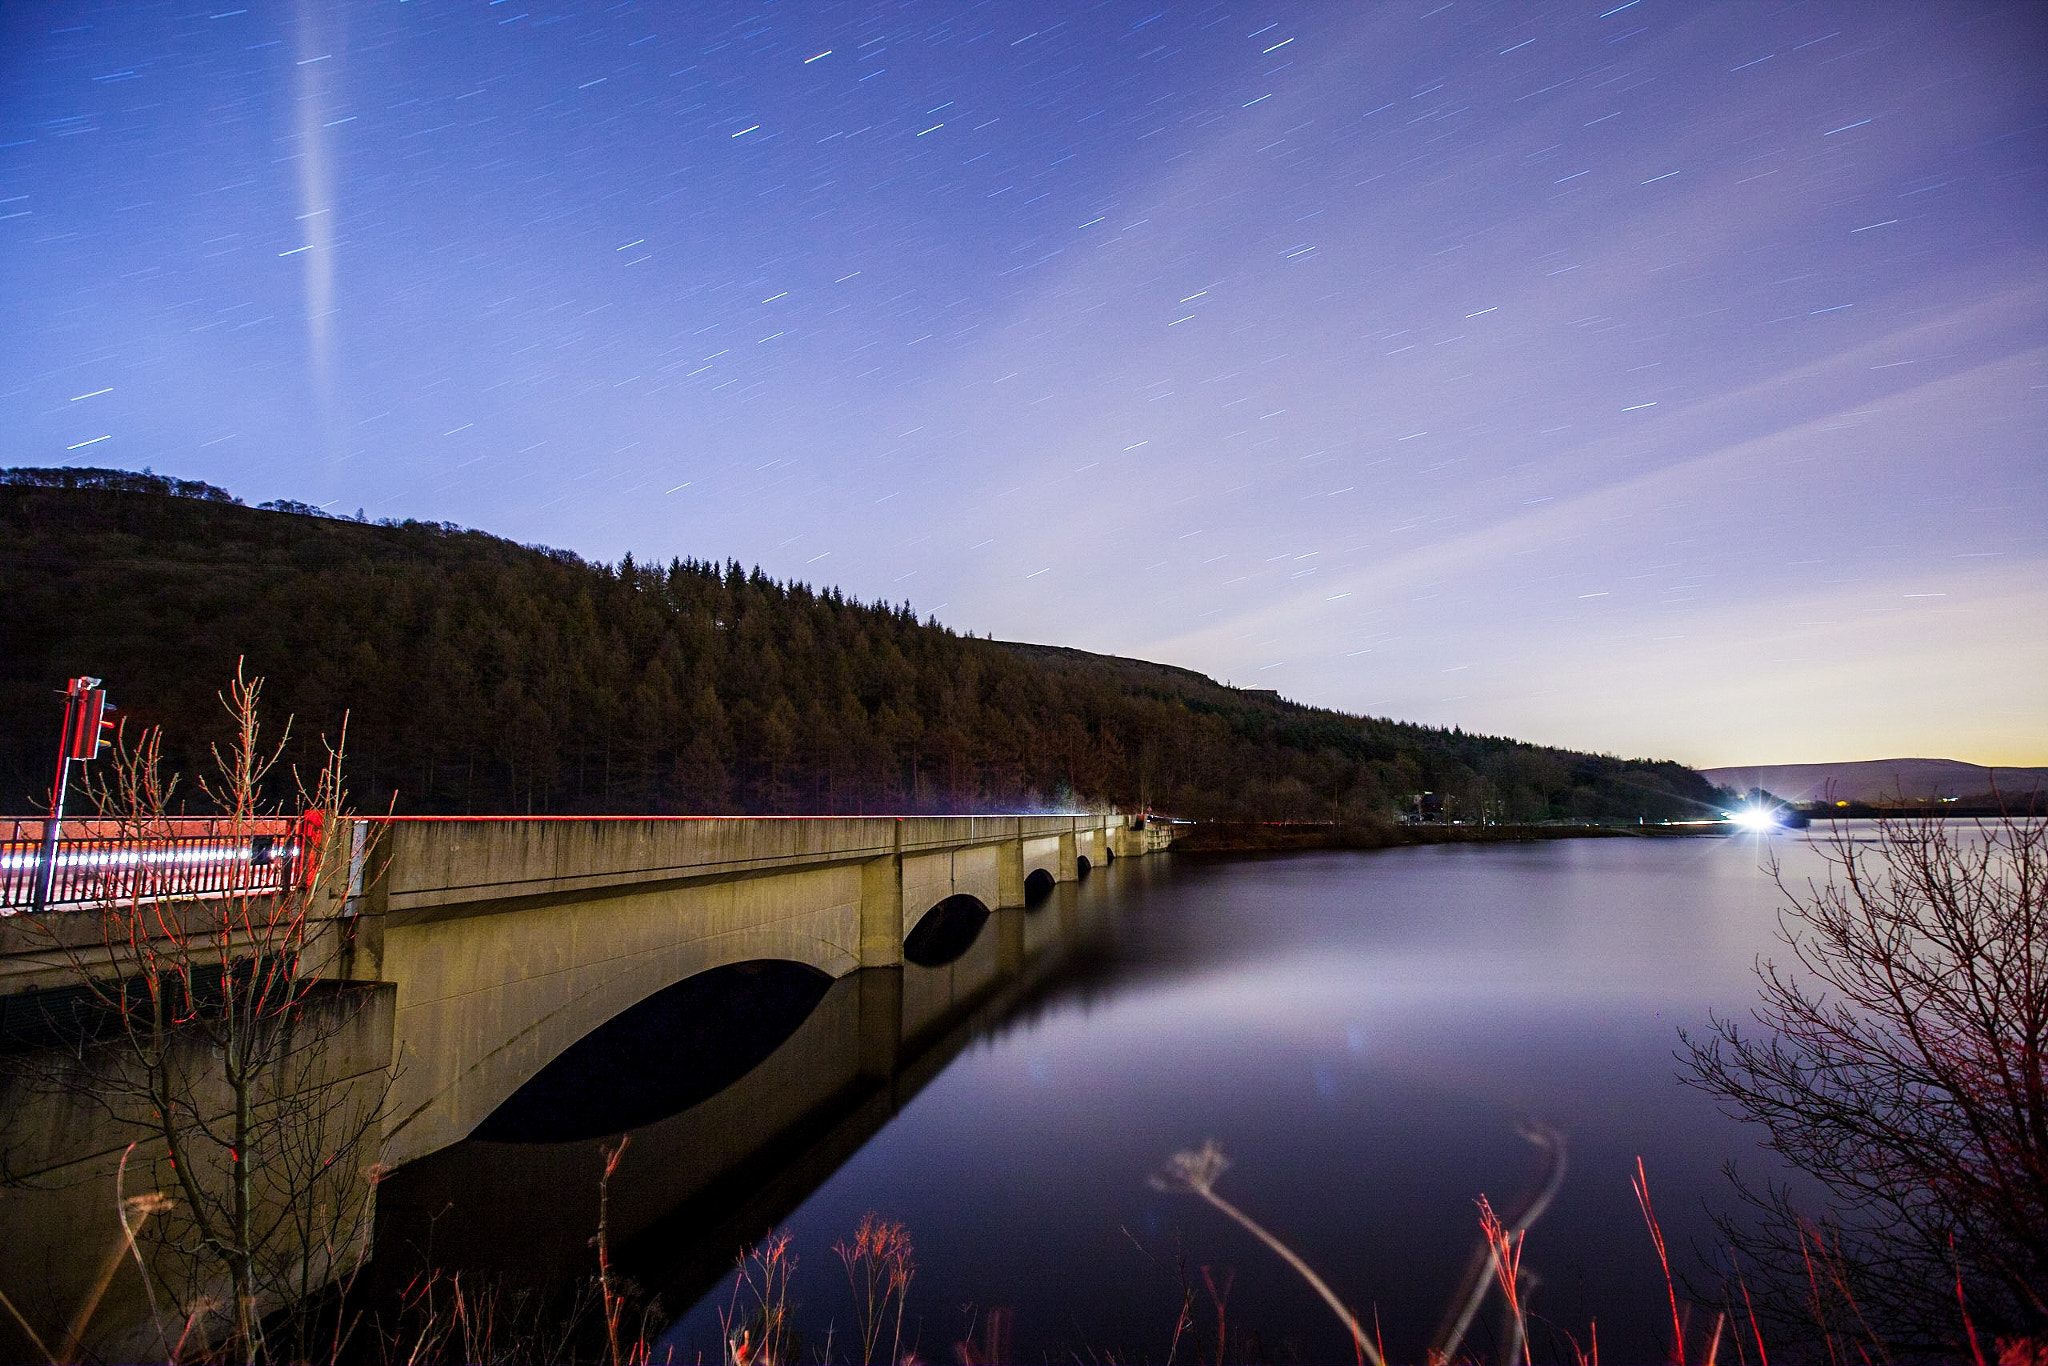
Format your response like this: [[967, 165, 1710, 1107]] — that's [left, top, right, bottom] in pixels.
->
[[0, 843, 298, 872], [1729, 806, 1779, 833], [2, 840, 302, 915]]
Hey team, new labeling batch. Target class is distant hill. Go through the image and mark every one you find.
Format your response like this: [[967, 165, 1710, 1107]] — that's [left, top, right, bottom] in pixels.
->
[[1702, 758, 2048, 805], [1, 467, 1725, 823]]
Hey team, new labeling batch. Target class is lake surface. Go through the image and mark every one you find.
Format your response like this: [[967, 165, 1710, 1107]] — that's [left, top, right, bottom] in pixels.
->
[[660, 831, 1825, 1363], [390, 831, 1820, 1362]]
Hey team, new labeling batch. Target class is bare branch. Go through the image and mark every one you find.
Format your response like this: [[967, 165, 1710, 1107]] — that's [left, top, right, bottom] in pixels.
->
[[1682, 811, 2048, 1350]]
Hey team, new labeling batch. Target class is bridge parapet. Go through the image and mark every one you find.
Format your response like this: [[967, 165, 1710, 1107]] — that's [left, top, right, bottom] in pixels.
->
[[364, 814, 1107, 920]]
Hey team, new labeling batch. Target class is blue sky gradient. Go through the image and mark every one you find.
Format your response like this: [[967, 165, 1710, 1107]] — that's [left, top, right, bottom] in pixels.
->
[[4, 1, 2043, 765]]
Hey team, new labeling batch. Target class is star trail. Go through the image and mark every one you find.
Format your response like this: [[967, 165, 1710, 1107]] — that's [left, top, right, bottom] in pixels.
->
[[3, 1, 2042, 766]]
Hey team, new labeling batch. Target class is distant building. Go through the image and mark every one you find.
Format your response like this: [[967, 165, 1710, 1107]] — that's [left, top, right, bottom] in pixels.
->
[[1407, 791, 1444, 823]]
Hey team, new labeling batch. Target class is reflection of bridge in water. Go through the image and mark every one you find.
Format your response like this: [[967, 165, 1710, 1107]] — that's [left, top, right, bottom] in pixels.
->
[[377, 901, 1105, 1307], [0, 811, 1177, 1356]]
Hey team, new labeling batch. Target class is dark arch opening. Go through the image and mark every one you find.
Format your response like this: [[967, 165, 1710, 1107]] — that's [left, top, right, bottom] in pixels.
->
[[904, 894, 990, 967], [1075, 855, 1093, 878], [1023, 867, 1057, 906], [471, 959, 833, 1144]]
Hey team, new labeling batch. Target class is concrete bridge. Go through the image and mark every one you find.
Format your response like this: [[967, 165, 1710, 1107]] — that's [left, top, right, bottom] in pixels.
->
[[0, 810, 1177, 1360], [341, 812, 1164, 1166]]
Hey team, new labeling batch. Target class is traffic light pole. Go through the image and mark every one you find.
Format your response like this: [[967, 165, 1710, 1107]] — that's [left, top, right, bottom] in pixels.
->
[[31, 693, 80, 915], [31, 677, 109, 915]]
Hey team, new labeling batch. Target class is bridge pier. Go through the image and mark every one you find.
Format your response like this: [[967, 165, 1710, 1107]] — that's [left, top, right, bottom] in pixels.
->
[[858, 846, 903, 968], [998, 836, 1025, 906]]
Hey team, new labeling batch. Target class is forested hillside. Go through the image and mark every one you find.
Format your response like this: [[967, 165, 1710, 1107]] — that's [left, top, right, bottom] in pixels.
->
[[1, 469, 1726, 822]]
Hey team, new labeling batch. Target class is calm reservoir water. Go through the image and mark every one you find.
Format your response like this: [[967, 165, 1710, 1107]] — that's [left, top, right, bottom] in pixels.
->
[[391, 832, 1818, 1363]]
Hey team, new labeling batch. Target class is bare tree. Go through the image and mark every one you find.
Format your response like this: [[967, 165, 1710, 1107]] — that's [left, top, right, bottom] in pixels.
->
[[1682, 810, 2047, 1352], [3, 669, 390, 1364]]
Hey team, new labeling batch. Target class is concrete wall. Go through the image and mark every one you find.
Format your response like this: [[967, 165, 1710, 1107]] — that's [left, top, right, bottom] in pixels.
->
[[361, 814, 1136, 1168]]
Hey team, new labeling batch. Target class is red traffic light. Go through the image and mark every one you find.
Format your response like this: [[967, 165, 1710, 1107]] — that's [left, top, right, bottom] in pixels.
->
[[64, 685, 115, 760]]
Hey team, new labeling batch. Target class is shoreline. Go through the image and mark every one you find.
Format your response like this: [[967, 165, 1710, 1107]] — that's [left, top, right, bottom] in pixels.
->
[[1168, 819, 1704, 854]]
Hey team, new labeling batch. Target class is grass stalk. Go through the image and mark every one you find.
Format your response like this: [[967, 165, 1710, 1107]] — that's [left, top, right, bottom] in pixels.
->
[[1632, 1156, 1684, 1366], [596, 1137, 632, 1366], [0, 1281, 56, 1366], [59, 1163, 170, 1366], [1435, 1121, 1567, 1363], [1725, 1247, 1767, 1366], [1151, 1141, 1382, 1366], [1478, 1195, 1530, 1365], [1953, 1235, 1987, 1366]]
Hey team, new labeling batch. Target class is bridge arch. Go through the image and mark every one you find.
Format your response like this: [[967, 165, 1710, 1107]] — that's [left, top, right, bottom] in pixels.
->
[[1020, 834, 1062, 891], [382, 861, 867, 1164], [904, 894, 991, 967], [1022, 867, 1057, 905], [1075, 854, 1093, 877], [471, 959, 832, 1143]]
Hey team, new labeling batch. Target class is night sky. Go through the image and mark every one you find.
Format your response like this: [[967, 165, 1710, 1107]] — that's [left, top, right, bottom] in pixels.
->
[[4, 2, 2043, 768]]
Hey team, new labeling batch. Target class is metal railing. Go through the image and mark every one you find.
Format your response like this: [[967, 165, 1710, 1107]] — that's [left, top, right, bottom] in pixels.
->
[[0, 816, 321, 915]]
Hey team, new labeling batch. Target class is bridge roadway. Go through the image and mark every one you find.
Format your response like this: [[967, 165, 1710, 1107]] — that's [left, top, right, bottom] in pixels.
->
[[341, 812, 1162, 1166]]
